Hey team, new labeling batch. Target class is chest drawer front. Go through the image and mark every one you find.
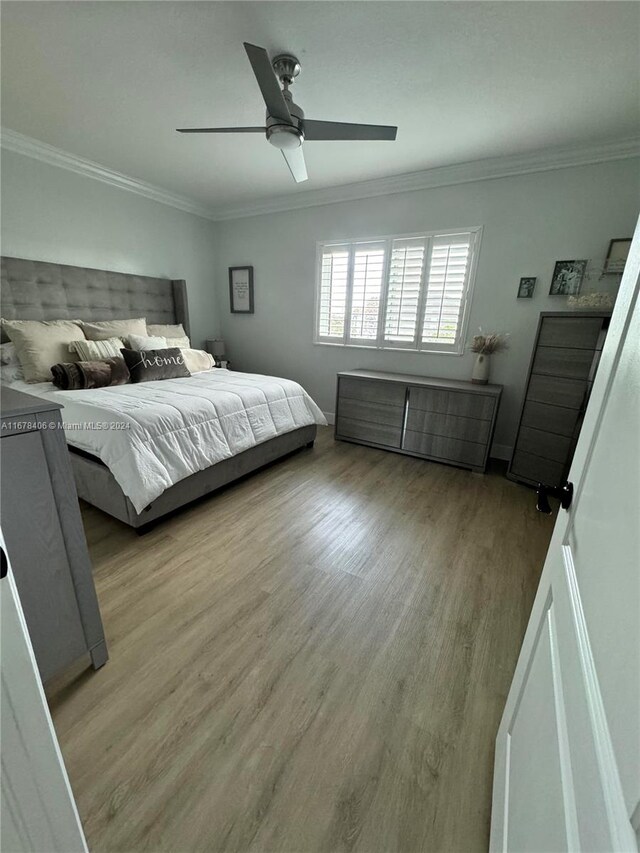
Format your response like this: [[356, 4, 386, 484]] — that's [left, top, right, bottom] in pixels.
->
[[537, 316, 604, 349], [521, 400, 580, 437], [336, 416, 402, 448], [406, 408, 491, 445], [408, 386, 495, 421], [339, 377, 406, 407], [532, 346, 595, 380], [526, 374, 588, 410], [402, 429, 486, 468], [510, 449, 565, 487], [338, 398, 404, 429], [517, 426, 573, 464]]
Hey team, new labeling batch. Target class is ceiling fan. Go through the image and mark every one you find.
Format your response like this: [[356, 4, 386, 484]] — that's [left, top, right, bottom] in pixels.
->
[[176, 43, 398, 184]]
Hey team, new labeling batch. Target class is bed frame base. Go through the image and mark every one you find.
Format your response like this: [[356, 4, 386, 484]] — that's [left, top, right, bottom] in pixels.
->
[[69, 425, 317, 530]]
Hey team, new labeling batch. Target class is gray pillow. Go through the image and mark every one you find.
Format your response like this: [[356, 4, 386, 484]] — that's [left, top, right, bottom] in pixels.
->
[[121, 347, 190, 383]]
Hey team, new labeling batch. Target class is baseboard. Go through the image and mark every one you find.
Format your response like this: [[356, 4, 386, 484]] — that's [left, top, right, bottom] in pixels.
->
[[490, 443, 513, 462], [323, 411, 336, 426]]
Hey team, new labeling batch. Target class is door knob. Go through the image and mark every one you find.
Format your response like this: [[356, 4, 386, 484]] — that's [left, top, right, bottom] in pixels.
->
[[536, 481, 574, 514]]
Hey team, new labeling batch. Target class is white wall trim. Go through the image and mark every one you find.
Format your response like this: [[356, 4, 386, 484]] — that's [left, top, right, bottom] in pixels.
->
[[0, 128, 217, 222], [322, 411, 336, 426], [3, 127, 638, 224], [214, 137, 640, 221]]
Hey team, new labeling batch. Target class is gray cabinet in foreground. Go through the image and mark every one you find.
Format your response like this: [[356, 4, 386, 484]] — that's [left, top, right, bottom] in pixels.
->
[[335, 369, 502, 472], [1, 386, 107, 682]]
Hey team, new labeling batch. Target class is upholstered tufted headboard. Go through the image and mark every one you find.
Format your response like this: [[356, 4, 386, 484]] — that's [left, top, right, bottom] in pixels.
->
[[0, 256, 190, 343]]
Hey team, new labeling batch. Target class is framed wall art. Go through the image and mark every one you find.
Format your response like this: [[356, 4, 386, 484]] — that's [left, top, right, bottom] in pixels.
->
[[229, 266, 254, 314], [517, 277, 536, 298], [549, 260, 587, 296], [603, 238, 631, 275]]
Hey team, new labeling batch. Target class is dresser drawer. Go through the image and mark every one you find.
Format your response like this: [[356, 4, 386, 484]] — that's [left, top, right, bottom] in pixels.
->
[[521, 401, 580, 437], [338, 397, 404, 428], [526, 374, 588, 410], [402, 429, 486, 468], [336, 416, 402, 448], [405, 409, 491, 444], [532, 346, 595, 380], [537, 316, 604, 349], [510, 450, 566, 487], [339, 377, 406, 407], [518, 426, 573, 464], [408, 386, 495, 421]]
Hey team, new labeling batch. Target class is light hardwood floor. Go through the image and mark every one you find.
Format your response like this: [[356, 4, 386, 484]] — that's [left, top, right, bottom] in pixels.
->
[[47, 427, 553, 853]]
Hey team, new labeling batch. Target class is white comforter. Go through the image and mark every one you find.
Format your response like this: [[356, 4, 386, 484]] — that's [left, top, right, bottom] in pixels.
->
[[10, 369, 326, 512]]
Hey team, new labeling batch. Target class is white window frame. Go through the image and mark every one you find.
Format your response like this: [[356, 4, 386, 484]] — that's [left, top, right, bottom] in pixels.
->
[[313, 226, 483, 355]]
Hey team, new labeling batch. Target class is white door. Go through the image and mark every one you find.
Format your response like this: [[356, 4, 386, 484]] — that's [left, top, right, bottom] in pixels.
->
[[490, 220, 640, 853], [0, 530, 87, 853]]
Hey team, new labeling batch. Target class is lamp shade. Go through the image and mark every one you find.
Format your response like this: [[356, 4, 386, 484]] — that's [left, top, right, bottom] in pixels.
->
[[206, 339, 226, 358]]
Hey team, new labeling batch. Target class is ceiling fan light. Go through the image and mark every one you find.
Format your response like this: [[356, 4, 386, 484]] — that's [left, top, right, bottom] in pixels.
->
[[267, 126, 303, 150]]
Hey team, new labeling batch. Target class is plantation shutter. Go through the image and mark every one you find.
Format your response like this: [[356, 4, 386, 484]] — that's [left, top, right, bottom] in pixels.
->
[[317, 245, 350, 340], [348, 242, 386, 342], [315, 228, 480, 352], [421, 233, 473, 347], [383, 237, 427, 346]]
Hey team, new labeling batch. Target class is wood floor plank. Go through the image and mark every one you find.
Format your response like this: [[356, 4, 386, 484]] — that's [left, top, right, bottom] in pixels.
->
[[46, 427, 552, 852]]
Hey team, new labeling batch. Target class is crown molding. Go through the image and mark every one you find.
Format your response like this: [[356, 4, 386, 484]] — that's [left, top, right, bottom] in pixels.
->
[[2, 126, 638, 223], [213, 136, 640, 220], [0, 127, 217, 221]]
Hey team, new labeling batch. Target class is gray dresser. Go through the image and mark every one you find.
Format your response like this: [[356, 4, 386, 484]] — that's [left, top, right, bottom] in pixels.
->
[[508, 312, 610, 488], [0, 387, 107, 681], [335, 369, 502, 472]]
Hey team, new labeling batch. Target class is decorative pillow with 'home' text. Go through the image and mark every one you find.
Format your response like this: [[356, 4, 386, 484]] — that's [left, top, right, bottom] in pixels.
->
[[120, 347, 190, 383]]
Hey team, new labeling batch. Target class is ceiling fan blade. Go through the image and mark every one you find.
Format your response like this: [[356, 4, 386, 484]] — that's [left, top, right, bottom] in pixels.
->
[[281, 147, 308, 183], [243, 42, 292, 124], [303, 120, 397, 141], [176, 127, 265, 133]]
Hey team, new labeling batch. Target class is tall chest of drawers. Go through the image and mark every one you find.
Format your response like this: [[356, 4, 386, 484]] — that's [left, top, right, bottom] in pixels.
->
[[335, 370, 502, 472], [508, 312, 610, 488]]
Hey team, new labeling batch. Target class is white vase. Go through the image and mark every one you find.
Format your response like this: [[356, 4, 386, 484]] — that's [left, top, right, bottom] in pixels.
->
[[472, 353, 490, 384]]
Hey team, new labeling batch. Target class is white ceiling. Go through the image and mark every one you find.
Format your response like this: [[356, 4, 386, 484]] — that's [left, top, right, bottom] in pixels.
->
[[2, 1, 639, 213]]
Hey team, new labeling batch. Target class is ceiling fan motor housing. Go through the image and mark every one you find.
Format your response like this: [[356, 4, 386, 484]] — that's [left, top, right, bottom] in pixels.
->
[[266, 89, 305, 149]]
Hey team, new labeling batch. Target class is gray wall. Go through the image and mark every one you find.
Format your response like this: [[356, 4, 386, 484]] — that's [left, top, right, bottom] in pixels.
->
[[2, 146, 638, 457], [215, 159, 640, 455], [0, 149, 219, 348]]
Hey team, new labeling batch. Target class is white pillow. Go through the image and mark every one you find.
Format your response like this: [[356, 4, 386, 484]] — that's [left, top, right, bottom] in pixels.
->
[[128, 334, 169, 351], [165, 335, 190, 348], [0, 341, 19, 366], [69, 337, 125, 360], [0, 319, 84, 383], [0, 363, 25, 384], [180, 349, 215, 374], [81, 318, 147, 341], [147, 323, 187, 339]]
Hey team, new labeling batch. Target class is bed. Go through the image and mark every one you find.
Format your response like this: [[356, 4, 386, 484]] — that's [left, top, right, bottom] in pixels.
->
[[1, 256, 324, 531]]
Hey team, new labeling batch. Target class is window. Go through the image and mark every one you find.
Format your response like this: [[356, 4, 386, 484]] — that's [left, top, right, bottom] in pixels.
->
[[314, 227, 482, 354]]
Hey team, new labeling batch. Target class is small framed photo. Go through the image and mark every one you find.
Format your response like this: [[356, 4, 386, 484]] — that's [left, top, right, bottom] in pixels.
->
[[517, 277, 536, 298], [603, 238, 631, 275], [549, 260, 587, 296], [229, 266, 254, 314]]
